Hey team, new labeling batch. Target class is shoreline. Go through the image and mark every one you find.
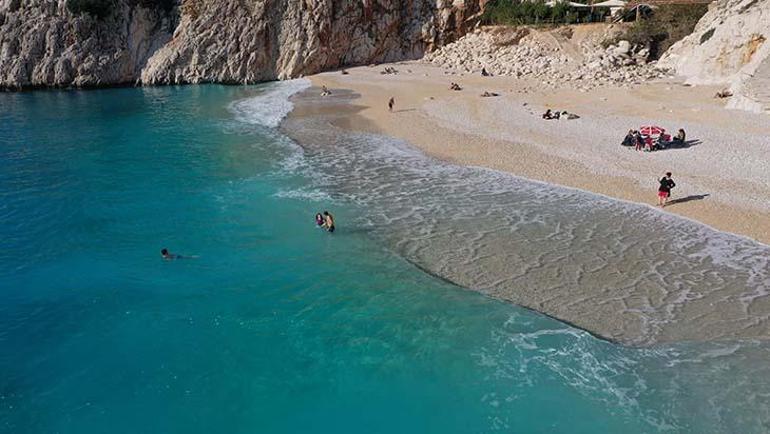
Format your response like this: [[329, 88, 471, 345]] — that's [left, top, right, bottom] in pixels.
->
[[305, 61, 770, 245], [282, 82, 770, 346]]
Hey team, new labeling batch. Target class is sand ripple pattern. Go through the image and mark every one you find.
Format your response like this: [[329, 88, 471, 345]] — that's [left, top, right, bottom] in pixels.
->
[[276, 91, 770, 346]]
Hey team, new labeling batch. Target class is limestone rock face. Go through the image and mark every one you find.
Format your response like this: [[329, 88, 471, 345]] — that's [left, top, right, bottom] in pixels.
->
[[141, 0, 482, 84], [658, 0, 770, 113], [0, 0, 175, 88], [0, 0, 482, 89]]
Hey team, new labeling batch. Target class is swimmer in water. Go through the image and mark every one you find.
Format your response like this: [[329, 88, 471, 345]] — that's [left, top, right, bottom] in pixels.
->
[[160, 248, 197, 260], [323, 211, 335, 233], [161, 248, 178, 260], [315, 213, 325, 227]]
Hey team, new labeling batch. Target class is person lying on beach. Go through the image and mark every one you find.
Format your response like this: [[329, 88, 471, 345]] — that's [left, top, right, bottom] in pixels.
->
[[657, 172, 676, 207], [322, 211, 335, 233], [672, 128, 686, 146], [480, 91, 499, 97], [621, 129, 636, 147], [388, 97, 394, 112], [381, 67, 398, 75]]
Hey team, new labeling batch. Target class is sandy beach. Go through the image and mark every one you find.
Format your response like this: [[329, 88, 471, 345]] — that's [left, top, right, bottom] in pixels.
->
[[307, 61, 770, 245]]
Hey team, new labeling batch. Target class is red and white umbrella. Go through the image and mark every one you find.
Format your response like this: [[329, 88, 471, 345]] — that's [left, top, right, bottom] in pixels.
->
[[639, 125, 665, 136]]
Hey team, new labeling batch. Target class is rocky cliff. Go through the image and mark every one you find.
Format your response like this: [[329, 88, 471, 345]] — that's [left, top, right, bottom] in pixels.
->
[[0, 0, 176, 88], [0, 0, 483, 89], [659, 0, 769, 113]]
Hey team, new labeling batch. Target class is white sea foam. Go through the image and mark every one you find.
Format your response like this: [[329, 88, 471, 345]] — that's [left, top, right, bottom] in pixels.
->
[[278, 105, 770, 346], [229, 79, 311, 128], [273, 188, 334, 202]]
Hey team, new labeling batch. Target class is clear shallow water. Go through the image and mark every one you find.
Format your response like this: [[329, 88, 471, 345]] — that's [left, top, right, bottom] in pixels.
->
[[282, 89, 770, 346], [1, 83, 769, 433]]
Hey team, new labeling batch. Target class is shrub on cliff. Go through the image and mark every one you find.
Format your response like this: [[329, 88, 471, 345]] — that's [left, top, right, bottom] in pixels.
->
[[617, 4, 708, 59], [67, 0, 175, 18], [135, 0, 176, 12], [482, 0, 605, 26], [67, 0, 114, 18]]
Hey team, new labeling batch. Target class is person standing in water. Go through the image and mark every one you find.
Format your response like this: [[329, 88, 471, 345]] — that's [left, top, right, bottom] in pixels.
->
[[388, 97, 394, 112], [657, 172, 676, 207], [323, 211, 335, 233]]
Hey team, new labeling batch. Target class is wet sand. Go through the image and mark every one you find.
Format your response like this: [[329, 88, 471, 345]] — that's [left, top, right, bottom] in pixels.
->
[[283, 81, 770, 346], [306, 62, 770, 246]]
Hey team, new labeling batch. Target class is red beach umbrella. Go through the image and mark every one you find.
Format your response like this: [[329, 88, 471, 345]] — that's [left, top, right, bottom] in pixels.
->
[[639, 125, 665, 136]]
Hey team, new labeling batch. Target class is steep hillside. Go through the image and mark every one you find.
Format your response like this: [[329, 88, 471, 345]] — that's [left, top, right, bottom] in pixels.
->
[[0, 0, 482, 89], [659, 0, 769, 113], [0, 0, 175, 88]]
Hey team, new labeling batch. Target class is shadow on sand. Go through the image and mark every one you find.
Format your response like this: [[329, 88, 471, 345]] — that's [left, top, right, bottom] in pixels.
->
[[666, 194, 710, 206], [664, 139, 702, 150]]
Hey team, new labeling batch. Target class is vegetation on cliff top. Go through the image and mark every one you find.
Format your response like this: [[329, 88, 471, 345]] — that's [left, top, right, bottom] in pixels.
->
[[613, 4, 708, 59], [482, 0, 607, 26], [482, 1, 708, 60], [66, 0, 176, 18], [66, 0, 114, 18]]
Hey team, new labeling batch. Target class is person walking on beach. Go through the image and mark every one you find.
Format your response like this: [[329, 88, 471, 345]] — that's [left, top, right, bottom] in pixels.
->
[[657, 172, 676, 207], [323, 211, 335, 233], [388, 97, 394, 112]]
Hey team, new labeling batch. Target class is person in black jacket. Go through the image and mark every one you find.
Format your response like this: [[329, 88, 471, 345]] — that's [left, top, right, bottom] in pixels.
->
[[657, 172, 676, 207]]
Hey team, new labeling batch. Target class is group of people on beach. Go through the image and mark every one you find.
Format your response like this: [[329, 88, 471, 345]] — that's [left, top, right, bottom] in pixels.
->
[[542, 109, 579, 120], [622, 128, 686, 151], [315, 211, 335, 233]]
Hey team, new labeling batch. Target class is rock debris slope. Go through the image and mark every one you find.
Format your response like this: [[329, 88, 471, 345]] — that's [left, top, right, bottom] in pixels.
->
[[424, 24, 669, 90]]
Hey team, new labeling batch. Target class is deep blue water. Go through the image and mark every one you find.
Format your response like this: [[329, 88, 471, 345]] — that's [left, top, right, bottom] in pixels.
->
[[1, 83, 769, 433]]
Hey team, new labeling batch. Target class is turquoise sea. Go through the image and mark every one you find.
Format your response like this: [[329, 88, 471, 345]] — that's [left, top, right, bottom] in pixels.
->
[[1, 82, 770, 433]]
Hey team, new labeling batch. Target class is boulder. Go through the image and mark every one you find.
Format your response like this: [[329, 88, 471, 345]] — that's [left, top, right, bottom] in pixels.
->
[[659, 0, 770, 113]]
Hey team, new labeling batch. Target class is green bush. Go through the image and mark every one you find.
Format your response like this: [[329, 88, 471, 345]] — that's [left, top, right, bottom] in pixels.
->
[[136, 0, 176, 12], [482, 0, 606, 26], [617, 4, 708, 59], [67, 0, 175, 18], [699, 28, 715, 45], [67, 0, 114, 18]]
